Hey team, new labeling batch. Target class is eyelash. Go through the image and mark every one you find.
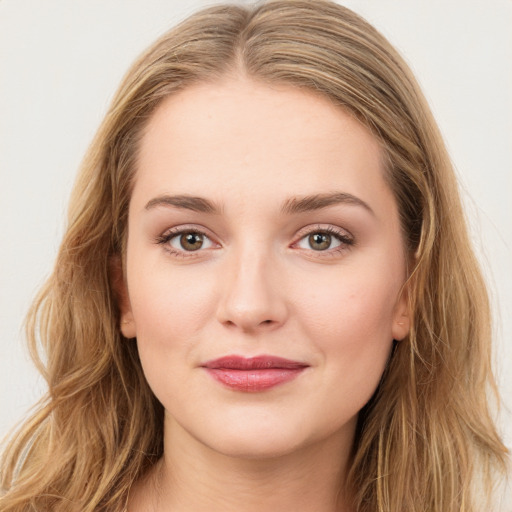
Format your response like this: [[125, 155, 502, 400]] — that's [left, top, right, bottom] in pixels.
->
[[155, 226, 213, 259], [293, 225, 354, 257], [155, 225, 355, 258]]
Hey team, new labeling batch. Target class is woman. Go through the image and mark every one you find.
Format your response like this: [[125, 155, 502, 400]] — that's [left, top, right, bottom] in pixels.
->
[[0, 1, 508, 511]]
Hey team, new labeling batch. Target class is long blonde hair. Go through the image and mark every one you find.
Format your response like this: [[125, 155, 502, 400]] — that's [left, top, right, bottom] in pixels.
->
[[1, 1, 508, 510]]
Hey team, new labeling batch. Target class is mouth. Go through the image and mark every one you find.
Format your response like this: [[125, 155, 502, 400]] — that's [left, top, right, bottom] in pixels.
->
[[201, 355, 309, 392]]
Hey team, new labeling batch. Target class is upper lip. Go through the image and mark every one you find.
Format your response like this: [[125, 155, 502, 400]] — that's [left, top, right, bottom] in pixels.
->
[[202, 355, 309, 370]]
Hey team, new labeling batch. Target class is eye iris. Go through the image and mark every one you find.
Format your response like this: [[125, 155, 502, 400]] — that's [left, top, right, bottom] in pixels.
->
[[309, 232, 331, 250], [180, 233, 203, 251]]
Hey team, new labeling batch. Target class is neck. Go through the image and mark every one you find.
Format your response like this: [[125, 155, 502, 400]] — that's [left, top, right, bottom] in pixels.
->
[[129, 415, 356, 512]]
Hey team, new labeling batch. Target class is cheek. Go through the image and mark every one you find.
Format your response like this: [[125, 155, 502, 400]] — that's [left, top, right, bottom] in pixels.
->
[[128, 281, 214, 417], [295, 266, 399, 392], [129, 262, 218, 337], [296, 264, 399, 341], [126, 258, 220, 387]]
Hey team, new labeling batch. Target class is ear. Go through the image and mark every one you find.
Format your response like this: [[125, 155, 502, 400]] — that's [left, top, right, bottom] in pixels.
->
[[391, 280, 411, 341], [109, 255, 137, 339]]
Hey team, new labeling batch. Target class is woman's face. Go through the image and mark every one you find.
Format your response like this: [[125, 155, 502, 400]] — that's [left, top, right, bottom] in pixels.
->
[[119, 77, 410, 459]]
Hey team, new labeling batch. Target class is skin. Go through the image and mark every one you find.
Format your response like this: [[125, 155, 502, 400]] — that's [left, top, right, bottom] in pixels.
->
[[117, 76, 410, 512]]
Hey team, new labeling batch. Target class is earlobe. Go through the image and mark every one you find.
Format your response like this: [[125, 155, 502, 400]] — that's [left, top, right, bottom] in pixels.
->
[[109, 255, 137, 339], [392, 315, 410, 341], [391, 284, 411, 341], [120, 315, 136, 339]]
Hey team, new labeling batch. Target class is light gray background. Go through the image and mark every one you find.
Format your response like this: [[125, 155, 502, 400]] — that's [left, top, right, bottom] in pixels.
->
[[1, 0, 510, 504]]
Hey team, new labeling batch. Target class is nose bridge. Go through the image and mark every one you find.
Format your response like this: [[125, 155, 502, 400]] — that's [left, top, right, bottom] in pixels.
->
[[217, 240, 286, 331]]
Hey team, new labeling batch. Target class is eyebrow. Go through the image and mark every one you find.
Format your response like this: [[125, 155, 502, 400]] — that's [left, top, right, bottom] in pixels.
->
[[144, 191, 374, 216], [281, 192, 374, 216], [145, 195, 220, 213]]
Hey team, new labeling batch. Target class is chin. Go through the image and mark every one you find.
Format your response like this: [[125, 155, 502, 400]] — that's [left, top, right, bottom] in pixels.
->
[[204, 427, 310, 460], [194, 407, 355, 462], [167, 406, 313, 460]]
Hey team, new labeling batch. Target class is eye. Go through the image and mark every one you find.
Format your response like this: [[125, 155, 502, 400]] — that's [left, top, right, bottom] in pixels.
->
[[294, 227, 354, 253], [157, 228, 216, 254], [170, 232, 212, 251], [302, 232, 339, 251]]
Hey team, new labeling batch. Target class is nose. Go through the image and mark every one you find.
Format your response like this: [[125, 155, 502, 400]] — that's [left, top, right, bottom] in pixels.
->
[[216, 248, 288, 333]]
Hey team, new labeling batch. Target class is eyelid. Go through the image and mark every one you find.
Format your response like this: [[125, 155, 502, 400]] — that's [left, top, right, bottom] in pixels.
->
[[155, 223, 354, 259], [293, 224, 353, 241], [291, 224, 355, 253], [155, 224, 221, 257]]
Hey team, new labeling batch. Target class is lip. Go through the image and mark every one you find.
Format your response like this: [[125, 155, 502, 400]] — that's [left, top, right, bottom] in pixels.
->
[[201, 355, 309, 392]]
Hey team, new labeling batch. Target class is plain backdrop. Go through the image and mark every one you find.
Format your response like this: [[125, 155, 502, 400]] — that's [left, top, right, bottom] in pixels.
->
[[1, 0, 511, 504]]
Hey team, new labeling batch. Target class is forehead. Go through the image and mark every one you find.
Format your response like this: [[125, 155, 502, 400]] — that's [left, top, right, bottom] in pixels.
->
[[132, 77, 392, 215]]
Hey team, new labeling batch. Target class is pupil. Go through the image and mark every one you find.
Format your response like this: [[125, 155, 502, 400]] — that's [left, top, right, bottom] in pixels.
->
[[309, 233, 331, 250], [181, 233, 203, 251]]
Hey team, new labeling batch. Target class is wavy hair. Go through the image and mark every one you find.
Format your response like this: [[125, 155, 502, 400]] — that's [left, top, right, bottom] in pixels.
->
[[1, 1, 508, 510]]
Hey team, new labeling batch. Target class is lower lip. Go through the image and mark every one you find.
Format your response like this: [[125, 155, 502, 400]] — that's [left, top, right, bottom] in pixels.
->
[[205, 368, 306, 392]]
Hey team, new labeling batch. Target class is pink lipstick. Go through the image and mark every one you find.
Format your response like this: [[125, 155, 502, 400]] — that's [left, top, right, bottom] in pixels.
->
[[202, 355, 308, 392]]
